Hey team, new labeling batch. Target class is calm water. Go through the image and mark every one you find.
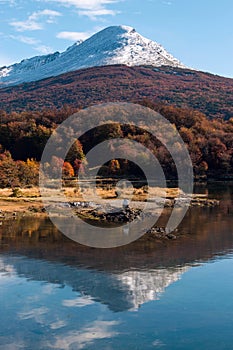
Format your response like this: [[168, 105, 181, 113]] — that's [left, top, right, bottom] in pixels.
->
[[0, 183, 233, 350]]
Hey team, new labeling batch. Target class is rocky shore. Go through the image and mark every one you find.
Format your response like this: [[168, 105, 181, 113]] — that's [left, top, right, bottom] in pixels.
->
[[0, 183, 220, 236], [0, 192, 221, 243], [0, 195, 220, 220]]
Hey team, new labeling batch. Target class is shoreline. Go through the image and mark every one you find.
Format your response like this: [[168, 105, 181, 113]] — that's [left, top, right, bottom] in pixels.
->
[[0, 186, 220, 220], [0, 185, 222, 243]]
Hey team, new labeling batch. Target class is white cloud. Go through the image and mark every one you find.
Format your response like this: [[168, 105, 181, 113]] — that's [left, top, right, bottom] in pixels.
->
[[10, 19, 42, 32], [48, 320, 120, 350], [48, 0, 118, 10], [152, 339, 166, 347], [18, 307, 49, 323], [62, 296, 95, 307], [10, 9, 62, 32], [9, 35, 40, 45], [47, 0, 120, 19], [39, 9, 63, 23], [57, 30, 92, 41], [50, 320, 67, 330], [9, 35, 53, 55], [38, 9, 62, 16], [34, 44, 53, 54], [0, 0, 16, 5], [78, 8, 118, 20]]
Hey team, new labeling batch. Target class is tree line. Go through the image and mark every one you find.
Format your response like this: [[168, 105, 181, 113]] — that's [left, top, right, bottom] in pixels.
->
[[0, 101, 232, 188]]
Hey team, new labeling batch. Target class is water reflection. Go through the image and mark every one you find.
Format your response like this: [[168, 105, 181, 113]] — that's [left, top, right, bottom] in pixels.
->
[[0, 183, 232, 349], [0, 188, 233, 312], [49, 320, 120, 350], [0, 251, 190, 349], [0, 254, 188, 312]]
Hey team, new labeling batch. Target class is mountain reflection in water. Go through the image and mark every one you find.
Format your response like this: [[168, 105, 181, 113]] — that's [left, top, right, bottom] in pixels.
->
[[0, 183, 233, 350], [0, 255, 189, 312], [0, 183, 233, 311]]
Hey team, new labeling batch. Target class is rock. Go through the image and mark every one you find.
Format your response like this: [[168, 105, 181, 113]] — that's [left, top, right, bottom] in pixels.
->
[[166, 233, 177, 240]]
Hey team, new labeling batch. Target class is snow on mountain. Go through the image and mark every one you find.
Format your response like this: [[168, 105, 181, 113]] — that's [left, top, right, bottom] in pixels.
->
[[0, 25, 187, 87], [0, 255, 189, 311], [116, 266, 189, 310]]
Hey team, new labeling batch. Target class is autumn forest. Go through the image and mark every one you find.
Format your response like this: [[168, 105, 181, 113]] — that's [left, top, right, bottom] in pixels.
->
[[0, 96, 232, 188]]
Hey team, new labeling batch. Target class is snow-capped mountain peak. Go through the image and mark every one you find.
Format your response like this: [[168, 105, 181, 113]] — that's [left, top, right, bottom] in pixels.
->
[[0, 25, 187, 87]]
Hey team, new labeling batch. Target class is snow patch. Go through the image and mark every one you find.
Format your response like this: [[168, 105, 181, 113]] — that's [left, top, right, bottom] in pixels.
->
[[0, 25, 187, 87]]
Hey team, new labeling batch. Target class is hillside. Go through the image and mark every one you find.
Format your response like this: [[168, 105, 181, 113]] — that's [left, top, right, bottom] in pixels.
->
[[0, 65, 232, 119]]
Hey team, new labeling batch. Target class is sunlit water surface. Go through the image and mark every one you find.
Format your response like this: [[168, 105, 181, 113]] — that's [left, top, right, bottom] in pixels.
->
[[0, 183, 233, 349]]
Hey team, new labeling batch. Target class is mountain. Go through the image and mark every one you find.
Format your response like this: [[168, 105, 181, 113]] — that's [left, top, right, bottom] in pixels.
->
[[0, 25, 186, 87], [0, 255, 189, 311], [0, 65, 232, 119]]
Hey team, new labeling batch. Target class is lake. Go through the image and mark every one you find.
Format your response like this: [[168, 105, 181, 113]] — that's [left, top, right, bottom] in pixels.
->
[[0, 183, 233, 350]]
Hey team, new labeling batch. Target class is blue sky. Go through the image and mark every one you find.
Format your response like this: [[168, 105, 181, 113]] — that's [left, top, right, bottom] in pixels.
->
[[0, 0, 232, 77]]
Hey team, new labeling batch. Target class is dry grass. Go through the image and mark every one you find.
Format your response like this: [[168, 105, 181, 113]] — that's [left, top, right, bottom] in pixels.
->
[[0, 187, 40, 198], [0, 186, 186, 214]]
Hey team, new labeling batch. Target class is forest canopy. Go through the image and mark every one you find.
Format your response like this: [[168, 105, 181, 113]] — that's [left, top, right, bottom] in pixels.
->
[[0, 100, 232, 188]]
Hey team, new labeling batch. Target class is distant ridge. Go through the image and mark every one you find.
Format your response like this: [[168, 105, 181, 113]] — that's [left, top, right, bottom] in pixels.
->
[[0, 25, 186, 87]]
